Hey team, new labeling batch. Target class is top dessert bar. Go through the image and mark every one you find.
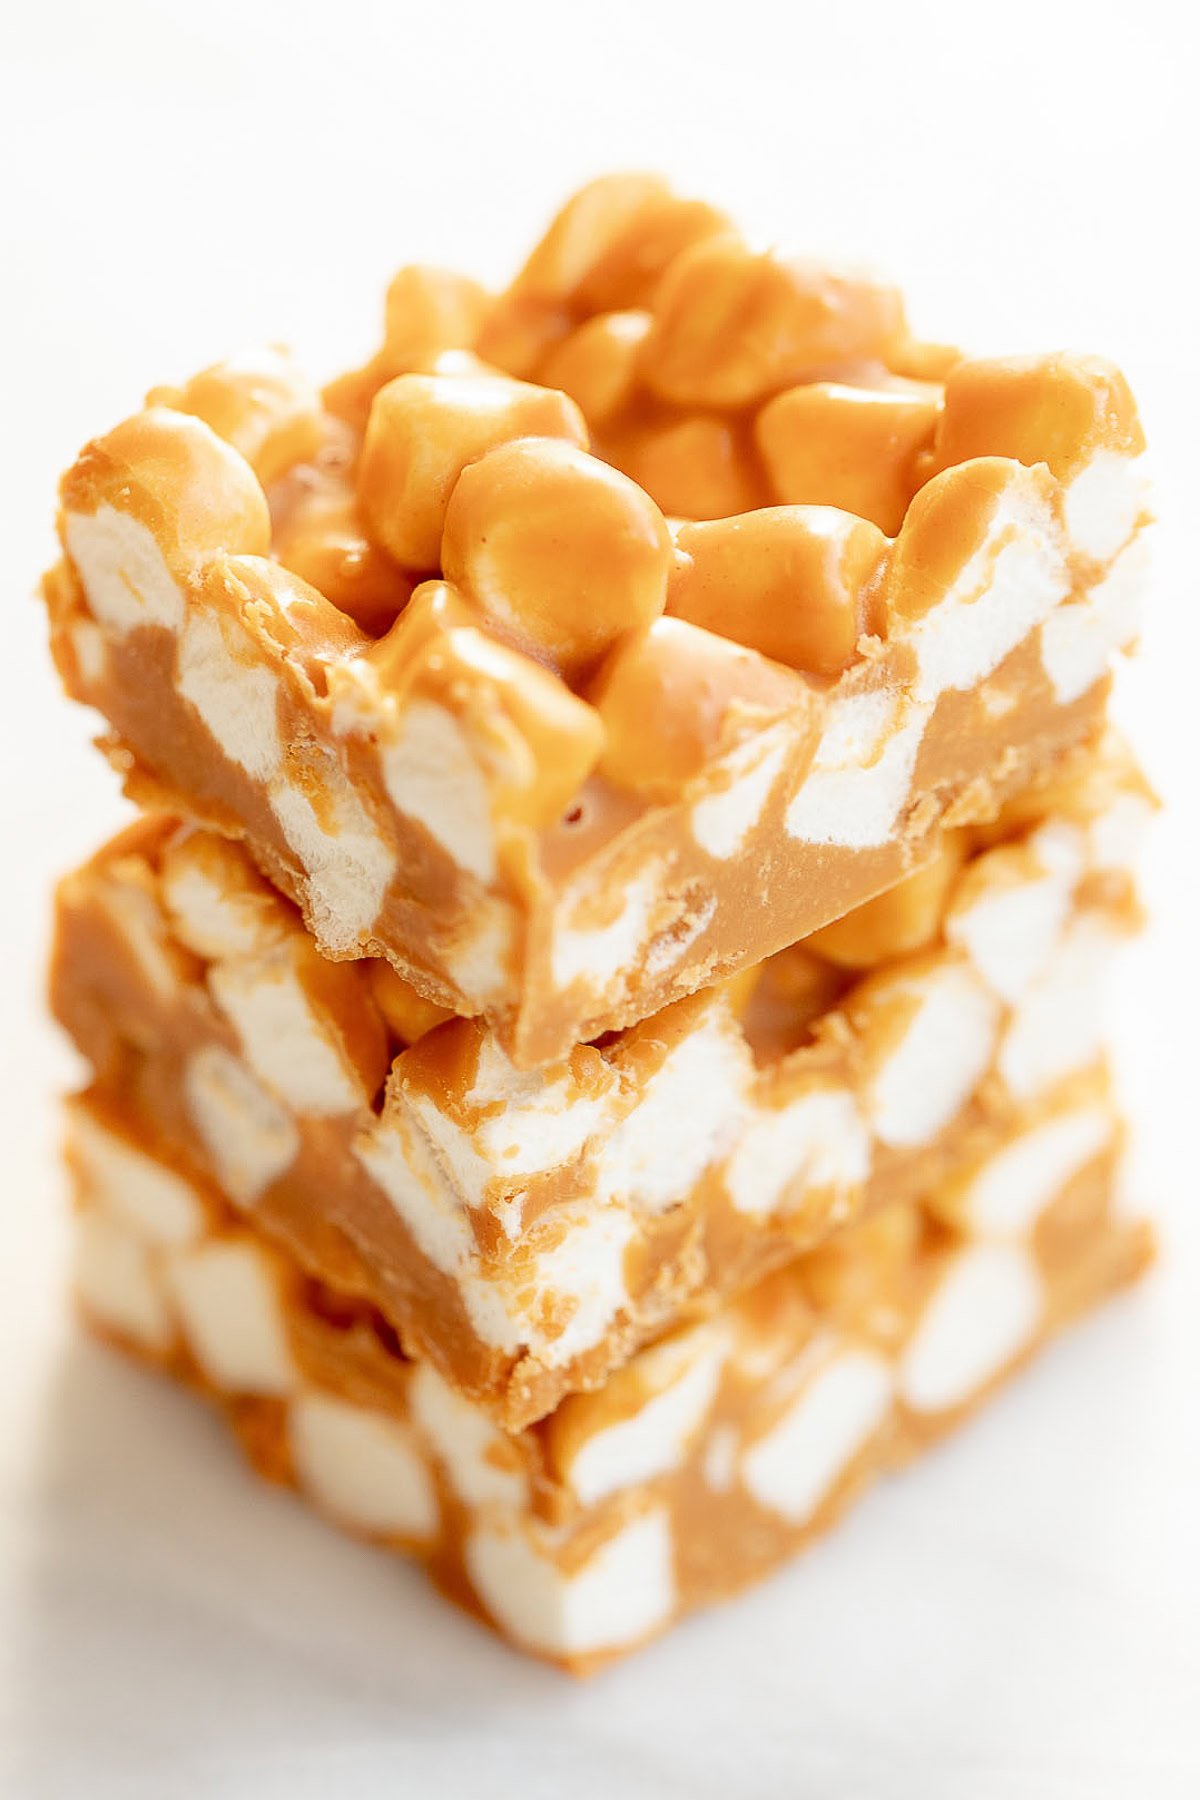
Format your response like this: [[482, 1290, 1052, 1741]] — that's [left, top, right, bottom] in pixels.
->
[[44, 174, 1149, 1065]]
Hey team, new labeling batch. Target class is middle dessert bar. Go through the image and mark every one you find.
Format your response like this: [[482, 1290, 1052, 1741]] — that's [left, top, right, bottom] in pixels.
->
[[50, 735, 1149, 1428]]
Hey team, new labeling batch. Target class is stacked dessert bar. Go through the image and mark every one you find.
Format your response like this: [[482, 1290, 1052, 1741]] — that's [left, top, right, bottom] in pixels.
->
[[42, 174, 1154, 1669]]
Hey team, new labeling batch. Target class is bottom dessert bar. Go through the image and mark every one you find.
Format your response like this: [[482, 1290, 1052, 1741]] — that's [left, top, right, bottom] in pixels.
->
[[68, 1082, 1151, 1671]]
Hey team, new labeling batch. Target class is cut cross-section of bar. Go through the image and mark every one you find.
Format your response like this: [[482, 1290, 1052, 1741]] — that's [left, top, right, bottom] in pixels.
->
[[50, 734, 1150, 1428], [68, 1085, 1151, 1671]]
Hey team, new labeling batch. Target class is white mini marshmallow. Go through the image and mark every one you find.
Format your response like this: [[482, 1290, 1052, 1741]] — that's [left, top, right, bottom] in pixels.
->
[[958, 1106, 1114, 1236], [70, 1109, 206, 1247], [1040, 530, 1148, 705], [65, 506, 185, 637], [160, 858, 278, 961], [177, 606, 281, 781], [785, 690, 931, 850], [1087, 793, 1153, 874], [99, 882, 184, 1002], [74, 1211, 175, 1352], [70, 618, 108, 685], [166, 1239, 295, 1394], [407, 1362, 528, 1509], [439, 901, 512, 1006], [725, 1088, 871, 1217], [551, 868, 661, 995], [289, 1393, 438, 1541], [899, 1243, 1042, 1414], [381, 699, 496, 885], [184, 1045, 299, 1204], [999, 917, 1119, 1101], [208, 956, 364, 1116], [524, 1203, 638, 1367], [866, 965, 1000, 1149], [1062, 451, 1145, 566], [465, 1509, 675, 1659], [594, 1014, 751, 1213], [269, 749, 395, 951], [741, 1347, 893, 1525], [692, 729, 789, 860], [355, 1115, 473, 1279], [447, 1037, 616, 1198], [946, 865, 1076, 1007], [906, 485, 1068, 703], [563, 1326, 727, 1506]]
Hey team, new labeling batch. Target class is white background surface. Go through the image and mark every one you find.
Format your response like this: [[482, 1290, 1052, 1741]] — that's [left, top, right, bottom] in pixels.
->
[[2, 3, 1198, 1794]]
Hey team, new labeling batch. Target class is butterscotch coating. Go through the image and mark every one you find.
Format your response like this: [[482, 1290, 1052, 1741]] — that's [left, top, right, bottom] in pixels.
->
[[617, 414, 761, 522], [368, 578, 475, 682], [807, 834, 968, 968], [539, 311, 651, 427], [755, 380, 941, 535], [475, 297, 571, 381], [271, 429, 414, 634], [358, 372, 587, 571], [441, 437, 673, 678], [381, 265, 492, 374], [201, 553, 370, 668], [511, 172, 732, 314], [366, 961, 454, 1046], [935, 354, 1145, 481], [146, 348, 325, 488], [643, 236, 908, 409], [61, 407, 271, 567], [800, 1201, 926, 1313], [669, 507, 889, 678], [589, 614, 814, 799], [273, 488, 413, 635], [889, 340, 963, 383]]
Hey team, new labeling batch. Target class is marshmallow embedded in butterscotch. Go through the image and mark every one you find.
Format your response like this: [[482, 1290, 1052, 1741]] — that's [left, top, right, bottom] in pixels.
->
[[158, 831, 294, 960], [884, 457, 1058, 623], [935, 353, 1145, 482], [511, 172, 731, 314], [643, 237, 907, 409], [381, 265, 491, 374], [146, 348, 324, 488], [358, 372, 587, 571], [539, 311, 651, 427], [369, 603, 605, 831], [755, 381, 941, 534], [589, 614, 815, 799], [441, 437, 672, 678], [61, 407, 271, 572], [669, 507, 889, 678], [615, 414, 760, 522]]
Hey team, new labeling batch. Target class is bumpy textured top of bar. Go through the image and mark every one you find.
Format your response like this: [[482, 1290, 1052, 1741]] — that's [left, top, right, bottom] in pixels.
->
[[49, 173, 1149, 1063]]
